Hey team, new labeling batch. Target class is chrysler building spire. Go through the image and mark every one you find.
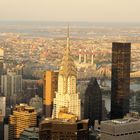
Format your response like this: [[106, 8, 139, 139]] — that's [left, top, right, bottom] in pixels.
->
[[52, 26, 81, 120], [66, 24, 70, 50], [59, 26, 77, 79], [66, 24, 71, 57]]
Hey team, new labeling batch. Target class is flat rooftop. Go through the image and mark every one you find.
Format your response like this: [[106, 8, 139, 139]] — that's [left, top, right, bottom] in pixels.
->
[[41, 118, 89, 125], [102, 118, 139, 125]]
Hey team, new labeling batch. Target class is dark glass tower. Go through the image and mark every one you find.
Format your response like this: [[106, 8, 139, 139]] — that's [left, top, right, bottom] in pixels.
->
[[84, 77, 102, 126], [111, 42, 131, 119]]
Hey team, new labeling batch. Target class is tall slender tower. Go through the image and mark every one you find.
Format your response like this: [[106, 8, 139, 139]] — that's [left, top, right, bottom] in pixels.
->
[[0, 48, 4, 94], [111, 42, 131, 119], [52, 26, 81, 120], [43, 70, 58, 117]]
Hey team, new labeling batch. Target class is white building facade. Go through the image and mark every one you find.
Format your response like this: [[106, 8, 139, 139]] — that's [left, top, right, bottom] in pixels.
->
[[52, 30, 81, 120], [0, 97, 6, 117]]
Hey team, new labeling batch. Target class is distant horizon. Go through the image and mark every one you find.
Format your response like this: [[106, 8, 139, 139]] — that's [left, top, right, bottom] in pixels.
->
[[1, 20, 140, 23], [0, 20, 140, 26]]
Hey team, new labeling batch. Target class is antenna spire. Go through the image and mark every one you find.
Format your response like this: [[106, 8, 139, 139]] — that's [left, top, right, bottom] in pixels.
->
[[67, 24, 70, 50]]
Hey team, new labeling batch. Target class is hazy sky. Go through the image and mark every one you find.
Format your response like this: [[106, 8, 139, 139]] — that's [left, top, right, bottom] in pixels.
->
[[0, 0, 140, 22]]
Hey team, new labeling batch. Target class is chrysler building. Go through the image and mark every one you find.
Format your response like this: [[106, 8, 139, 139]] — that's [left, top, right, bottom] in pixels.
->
[[52, 26, 81, 120]]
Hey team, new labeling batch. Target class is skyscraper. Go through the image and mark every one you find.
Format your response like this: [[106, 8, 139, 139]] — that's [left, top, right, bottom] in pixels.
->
[[0, 113, 4, 140], [0, 48, 4, 93], [1, 69, 22, 107], [111, 42, 131, 119], [0, 48, 4, 61], [0, 97, 6, 117], [84, 77, 102, 126], [9, 104, 37, 140], [43, 71, 58, 117], [1, 69, 22, 96], [52, 27, 81, 120]]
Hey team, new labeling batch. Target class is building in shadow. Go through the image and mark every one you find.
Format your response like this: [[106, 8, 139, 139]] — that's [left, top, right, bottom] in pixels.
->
[[111, 42, 131, 119], [84, 77, 102, 126]]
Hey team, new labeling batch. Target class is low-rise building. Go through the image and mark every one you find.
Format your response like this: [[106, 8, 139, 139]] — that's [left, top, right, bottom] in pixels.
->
[[20, 127, 39, 140], [39, 118, 89, 140], [101, 112, 140, 140]]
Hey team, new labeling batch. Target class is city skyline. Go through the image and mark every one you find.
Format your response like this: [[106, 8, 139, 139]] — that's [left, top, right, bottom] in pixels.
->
[[0, 0, 140, 22], [0, 1, 140, 139]]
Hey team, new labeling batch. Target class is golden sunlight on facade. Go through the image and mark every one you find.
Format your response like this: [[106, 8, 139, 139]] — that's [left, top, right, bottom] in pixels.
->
[[52, 27, 81, 120], [43, 71, 58, 117]]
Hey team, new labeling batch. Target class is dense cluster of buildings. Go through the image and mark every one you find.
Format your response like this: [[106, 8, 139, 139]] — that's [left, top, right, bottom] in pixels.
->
[[1, 31, 140, 79], [0, 26, 140, 140]]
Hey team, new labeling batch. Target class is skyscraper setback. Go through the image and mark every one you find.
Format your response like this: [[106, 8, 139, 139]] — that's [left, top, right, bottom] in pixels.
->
[[111, 42, 131, 119], [52, 27, 81, 120]]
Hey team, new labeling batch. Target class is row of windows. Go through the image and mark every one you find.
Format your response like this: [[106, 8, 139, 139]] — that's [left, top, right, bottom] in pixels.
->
[[102, 130, 140, 137]]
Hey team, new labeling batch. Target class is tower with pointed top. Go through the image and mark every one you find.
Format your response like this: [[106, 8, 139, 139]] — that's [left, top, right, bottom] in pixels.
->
[[52, 27, 81, 120]]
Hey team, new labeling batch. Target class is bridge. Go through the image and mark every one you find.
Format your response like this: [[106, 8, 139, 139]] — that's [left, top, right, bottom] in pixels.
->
[[78, 66, 140, 82], [95, 66, 140, 79]]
